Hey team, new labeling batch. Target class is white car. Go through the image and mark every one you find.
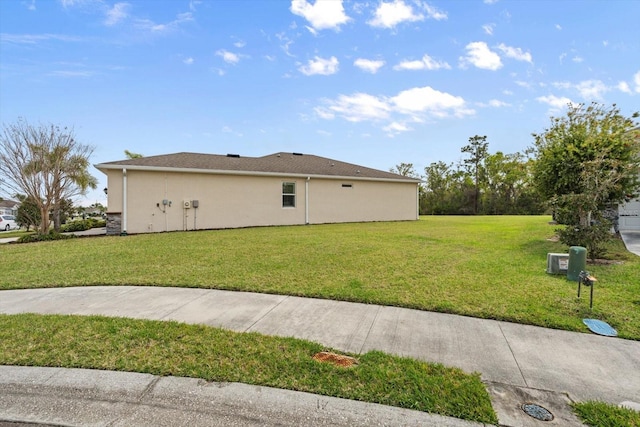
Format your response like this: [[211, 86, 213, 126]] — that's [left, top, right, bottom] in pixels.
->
[[0, 215, 19, 231]]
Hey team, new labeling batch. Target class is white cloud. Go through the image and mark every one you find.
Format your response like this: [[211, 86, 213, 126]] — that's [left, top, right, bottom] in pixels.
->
[[275, 32, 295, 57], [575, 80, 608, 99], [497, 43, 532, 63], [572, 56, 584, 63], [384, 121, 411, 135], [135, 12, 193, 33], [354, 58, 385, 74], [618, 81, 631, 94], [484, 0, 499, 4], [0, 33, 83, 44], [234, 40, 246, 48], [315, 86, 474, 135], [391, 86, 469, 117], [216, 49, 240, 64], [555, 24, 562, 30], [298, 56, 339, 76], [422, 2, 448, 20], [552, 81, 572, 90], [482, 23, 495, 35], [104, 2, 130, 26], [536, 94, 574, 110], [290, 0, 350, 32], [553, 80, 610, 100], [487, 99, 510, 107], [183, 57, 194, 65], [314, 106, 335, 120], [59, 0, 97, 7], [459, 42, 502, 70], [394, 54, 451, 71], [503, 89, 513, 95], [49, 70, 94, 78], [368, 0, 423, 29], [318, 93, 391, 122]]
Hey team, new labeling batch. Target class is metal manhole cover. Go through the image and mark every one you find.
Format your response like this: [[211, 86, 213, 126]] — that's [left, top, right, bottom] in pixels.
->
[[522, 403, 554, 421]]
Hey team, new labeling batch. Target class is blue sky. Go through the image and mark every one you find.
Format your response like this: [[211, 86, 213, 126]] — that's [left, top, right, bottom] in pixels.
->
[[1, 0, 639, 206]]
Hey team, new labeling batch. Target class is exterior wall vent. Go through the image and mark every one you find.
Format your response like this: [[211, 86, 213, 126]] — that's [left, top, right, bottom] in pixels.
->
[[183, 200, 191, 209], [227, 154, 240, 158], [292, 152, 303, 156]]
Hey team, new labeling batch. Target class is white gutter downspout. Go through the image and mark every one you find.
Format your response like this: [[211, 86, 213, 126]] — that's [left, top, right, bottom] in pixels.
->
[[121, 168, 128, 235], [416, 184, 420, 219], [305, 177, 310, 224]]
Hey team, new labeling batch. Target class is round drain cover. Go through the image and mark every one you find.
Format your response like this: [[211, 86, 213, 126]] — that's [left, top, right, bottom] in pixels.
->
[[522, 403, 554, 421]]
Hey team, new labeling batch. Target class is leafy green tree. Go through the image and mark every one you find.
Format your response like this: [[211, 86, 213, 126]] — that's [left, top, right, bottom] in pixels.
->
[[390, 162, 419, 178], [0, 119, 97, 234], [461, 135, 489, 214], [124, 150, 143, 159], [423, 161, 450, 214], [482, 152, 543, 215], [15, 195, 41, 231], [532, 103, 640, 258]]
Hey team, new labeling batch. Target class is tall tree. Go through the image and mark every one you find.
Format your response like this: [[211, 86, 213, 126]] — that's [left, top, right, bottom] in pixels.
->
[[532, 103, 640, 257], [390, 162, 419, 178], [0, 119, 97, 234], [461, 135, 489, 214]]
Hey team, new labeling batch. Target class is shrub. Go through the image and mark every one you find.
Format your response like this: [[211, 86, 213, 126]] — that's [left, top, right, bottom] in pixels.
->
[[557, 220, 612, 260], [59, 218, 105, 232], [87, 218, 106, 228], [17, 232, 76, 243], [60, 221, 89, 233]]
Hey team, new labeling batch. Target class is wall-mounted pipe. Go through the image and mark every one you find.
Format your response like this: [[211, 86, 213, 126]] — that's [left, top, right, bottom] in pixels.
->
[[121, 168, 127, 235], [305, 177, 310, 224]]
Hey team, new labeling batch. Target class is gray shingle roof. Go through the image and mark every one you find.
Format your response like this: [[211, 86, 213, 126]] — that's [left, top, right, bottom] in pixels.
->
[[95, 152, 420, 182]]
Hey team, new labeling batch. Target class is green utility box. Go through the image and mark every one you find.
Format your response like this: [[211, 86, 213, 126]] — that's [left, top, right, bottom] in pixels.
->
[[567, 246, 587, 281]]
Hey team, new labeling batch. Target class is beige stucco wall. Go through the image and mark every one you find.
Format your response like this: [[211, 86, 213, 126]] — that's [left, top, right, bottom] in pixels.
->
[[103, 169, 418, 234], [308, 179, 417, 224]]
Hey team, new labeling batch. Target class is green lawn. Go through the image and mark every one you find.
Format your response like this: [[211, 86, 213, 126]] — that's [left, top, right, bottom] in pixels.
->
[[2, 216, 638, 339], [1, 216, 638, 424], [572, 401, 640, 427], [0, 313, 497, 424]]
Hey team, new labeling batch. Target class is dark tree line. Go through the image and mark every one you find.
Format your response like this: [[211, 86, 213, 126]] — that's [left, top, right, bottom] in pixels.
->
[[393, 135, 545, 216]]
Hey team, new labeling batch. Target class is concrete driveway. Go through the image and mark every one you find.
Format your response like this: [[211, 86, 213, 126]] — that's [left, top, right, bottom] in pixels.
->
[[620, 231, 640, 256]]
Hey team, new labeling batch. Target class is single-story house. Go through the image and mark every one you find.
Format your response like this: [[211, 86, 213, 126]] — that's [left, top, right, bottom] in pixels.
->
[[95, 152, 421, 235], [0, 200, 19, 216]]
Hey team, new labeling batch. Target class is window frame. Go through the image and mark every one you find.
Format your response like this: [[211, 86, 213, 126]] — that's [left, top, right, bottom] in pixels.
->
[[282, 181, 296, 208]]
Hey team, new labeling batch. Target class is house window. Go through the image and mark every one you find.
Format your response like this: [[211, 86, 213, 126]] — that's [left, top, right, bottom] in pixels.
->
[[282, 182, 296, 207]]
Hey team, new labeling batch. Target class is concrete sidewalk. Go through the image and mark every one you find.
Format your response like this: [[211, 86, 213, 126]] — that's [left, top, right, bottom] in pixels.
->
[[1, 286, 639, 426]]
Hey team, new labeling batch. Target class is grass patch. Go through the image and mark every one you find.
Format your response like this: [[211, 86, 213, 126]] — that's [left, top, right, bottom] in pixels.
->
[[573, 401, 640, 427], [0, 313, 497, 424], [1, 216, 639, 339]]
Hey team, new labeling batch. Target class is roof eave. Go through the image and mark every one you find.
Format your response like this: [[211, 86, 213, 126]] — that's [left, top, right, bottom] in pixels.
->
[[94, 163, 421, 184]]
